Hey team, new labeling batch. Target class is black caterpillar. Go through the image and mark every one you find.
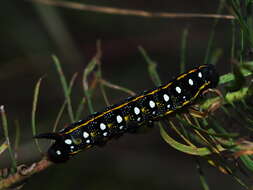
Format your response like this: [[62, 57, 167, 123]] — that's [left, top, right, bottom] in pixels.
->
[[36, 64, 219, 163]]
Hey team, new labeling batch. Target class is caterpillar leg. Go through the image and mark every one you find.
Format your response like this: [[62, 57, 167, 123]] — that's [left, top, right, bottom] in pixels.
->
[[188, 106, 207, 118], [202, 88, 223, 97], [188, 88, 223, 118]]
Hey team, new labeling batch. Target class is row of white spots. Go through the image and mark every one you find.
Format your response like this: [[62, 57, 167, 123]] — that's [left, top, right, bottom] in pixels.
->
[[59, 71, 205, 155], [174, 71, 202, 95]]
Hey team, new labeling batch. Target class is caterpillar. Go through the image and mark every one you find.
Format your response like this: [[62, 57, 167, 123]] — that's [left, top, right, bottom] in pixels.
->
[[36, 64, 219, 163]]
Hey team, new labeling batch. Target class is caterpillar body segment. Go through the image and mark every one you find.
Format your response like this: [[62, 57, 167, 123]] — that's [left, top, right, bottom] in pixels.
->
[[36, 64, 219, 163]]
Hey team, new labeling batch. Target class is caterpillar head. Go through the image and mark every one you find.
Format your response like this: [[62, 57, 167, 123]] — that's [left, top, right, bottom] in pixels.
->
[[199, 64, 219, 88], [35, 133, 70, 163]]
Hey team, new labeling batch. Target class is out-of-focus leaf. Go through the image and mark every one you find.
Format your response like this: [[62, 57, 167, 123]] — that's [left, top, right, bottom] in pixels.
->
[[31, 78, 43, 153], [210, 48, 223, 65], [0, 106, 17, 172], [138, 46, 161, 86], [240, 155, 253, 172], [201, 87, 248, 110], [180, 28, 188, 73], [226, 63, 246, 91], [83, 59, 98, 114], [159, 125, 225, 156], [219, 69, 251, 85], [196, 160, 210, 190], [0, 141, 8, 155], [52, 55, 74, 122], [14, 120, 20, 152], [204, 0, 225, 65]]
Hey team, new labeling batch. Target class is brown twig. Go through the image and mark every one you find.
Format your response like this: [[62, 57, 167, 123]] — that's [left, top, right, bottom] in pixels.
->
[[30, 0, 235, 20], [0, 157, 53, 190]]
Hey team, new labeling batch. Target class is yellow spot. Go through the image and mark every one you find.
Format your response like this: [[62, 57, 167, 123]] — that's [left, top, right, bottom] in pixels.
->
[[141, 108, 148, 113], [73, 138, 82, 145], [90, 132, 97, 137], [157, 102, 163, 107], [124, 116, 129, 121]]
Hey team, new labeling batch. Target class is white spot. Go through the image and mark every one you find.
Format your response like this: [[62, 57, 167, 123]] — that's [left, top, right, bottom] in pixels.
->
[[198, 72, 202, 78], [175, 86, 181, 94], [183, 96, 186, 99], [86, 139, 90, 144], [152, 111, 156, 115], [163, 94, 170, 102], [83, 131, 89, 138], [167, 104, 171, 108], [100, 123, 106, 130], [116, 115, 123, 123], [134, 107, 140, 115], [64, 139, 72, 145], [103, 132, 108, 136], [56, 150, 61, 155], [149, 100, 156, 108], [188, 78, 194, 86], [119, 126, 124, 130], [137, 117, 141, 122], [70, 146, 74, 149]]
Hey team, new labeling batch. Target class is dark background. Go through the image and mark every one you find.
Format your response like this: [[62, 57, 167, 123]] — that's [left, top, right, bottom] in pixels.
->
[[0, 0, 242, 189]]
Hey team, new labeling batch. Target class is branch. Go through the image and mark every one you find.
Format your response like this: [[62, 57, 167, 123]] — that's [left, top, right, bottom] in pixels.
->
[[29, 0, 235, 20], [0, 158, 53, 190]]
